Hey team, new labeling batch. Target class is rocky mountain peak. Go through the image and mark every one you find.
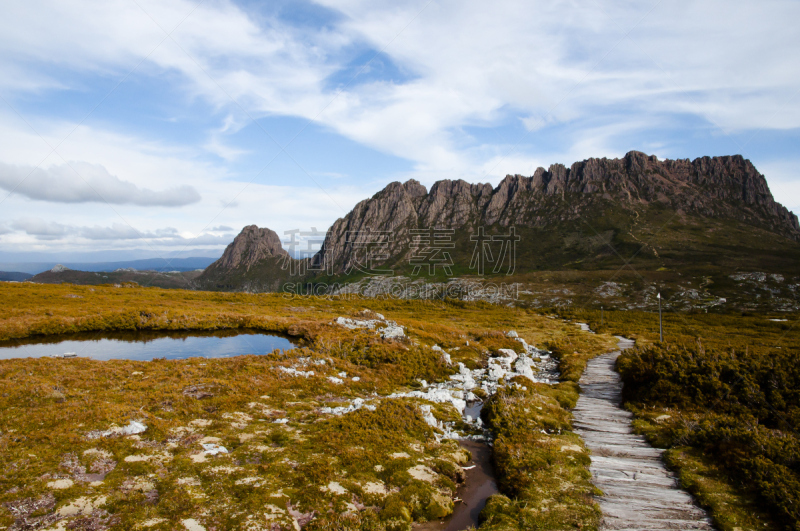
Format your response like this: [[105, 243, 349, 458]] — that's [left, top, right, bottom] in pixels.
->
[[213, 225, 288, 271], [311, 151, 799, 274]]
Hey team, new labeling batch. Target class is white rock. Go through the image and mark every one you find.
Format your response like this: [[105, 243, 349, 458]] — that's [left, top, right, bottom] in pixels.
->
[[87, 419, 147, 439], [201, 443, 228, 456], [182, 519, 207, 531], [47, 479, 74, 490], [379, 324, 405, 339]]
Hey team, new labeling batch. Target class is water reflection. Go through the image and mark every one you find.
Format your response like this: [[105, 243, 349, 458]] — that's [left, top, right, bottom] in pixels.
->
[[0, 329, 296, 361]]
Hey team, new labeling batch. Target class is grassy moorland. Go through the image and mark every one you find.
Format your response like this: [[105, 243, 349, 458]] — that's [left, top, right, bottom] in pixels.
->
[[561, 307, 800, 531], [0, 282, 616, 531]]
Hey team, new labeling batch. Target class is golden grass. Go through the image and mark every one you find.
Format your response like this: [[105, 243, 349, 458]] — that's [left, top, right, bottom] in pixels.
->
[[0, 282, 616, 531]]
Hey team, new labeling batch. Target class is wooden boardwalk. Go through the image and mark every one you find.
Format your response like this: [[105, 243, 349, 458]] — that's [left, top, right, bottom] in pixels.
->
[[573, 338, 714, 530]]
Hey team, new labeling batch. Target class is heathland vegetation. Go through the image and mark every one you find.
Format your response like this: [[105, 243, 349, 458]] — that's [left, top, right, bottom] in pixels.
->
[[562, 307, 800, 531], [0, 282, 616, 531], [4, 281, 798, 531]]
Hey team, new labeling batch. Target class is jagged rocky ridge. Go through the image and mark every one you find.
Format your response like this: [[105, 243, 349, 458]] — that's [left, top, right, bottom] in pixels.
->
[[201, 151, 800, 291], [315, 151, 799, 273]]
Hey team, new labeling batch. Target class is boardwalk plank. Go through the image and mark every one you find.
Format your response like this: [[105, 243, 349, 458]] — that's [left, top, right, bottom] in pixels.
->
[[573, 337, 714, 530]]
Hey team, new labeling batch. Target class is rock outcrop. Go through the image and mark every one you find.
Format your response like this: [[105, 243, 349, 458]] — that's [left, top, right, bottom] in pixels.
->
[[211, 225, 288, 272]]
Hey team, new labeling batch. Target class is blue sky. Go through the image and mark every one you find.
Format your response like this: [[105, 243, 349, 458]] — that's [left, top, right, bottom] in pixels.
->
[[0, 0, 799, 258]]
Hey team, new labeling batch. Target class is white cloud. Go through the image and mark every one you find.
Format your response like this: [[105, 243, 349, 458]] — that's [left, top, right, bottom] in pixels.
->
[[0, 161, 200, 206], [0, 0, 799, 254], [5, 218, 235, 247], [4, 0, 799, 180], [12, 218, 72, 240]]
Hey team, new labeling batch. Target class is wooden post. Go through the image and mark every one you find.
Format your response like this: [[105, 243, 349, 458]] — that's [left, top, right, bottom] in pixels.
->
[[657, 293, 663, 342]]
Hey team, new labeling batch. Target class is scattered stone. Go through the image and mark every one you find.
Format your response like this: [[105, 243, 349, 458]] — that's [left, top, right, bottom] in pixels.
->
[[318, 397, 375, 415], [86, 420, 146, 439], [121, 477, 156, 493], [362, 482, 388, 495], [183, 385, 215, 400], [201, 443, 228, 456], [235, 477, 263, 486], [123, 452, 171, 463], [182, 518, 207, 531], [222, 411, 252, 429], [322, 482, 347, 495], [139, 518, 166, 528], [47, 479, 74, 490], [279, 367, 315, 378], [559, 444, 583, 453], [56, 495, 106, 517], [286, 500, 316, 529], [407, 464, 437, 482], [335, 314, 406, 340], [379, 323, 405, 340]]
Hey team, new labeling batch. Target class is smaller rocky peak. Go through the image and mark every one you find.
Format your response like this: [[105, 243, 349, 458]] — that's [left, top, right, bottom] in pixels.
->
[[402, 179, 428, 197], [624, 150, 658, 173], [429, 179, 479, 197], [494, 174, 532, 195], [374, 180, 428, 203], [213, 225, 288, 271]]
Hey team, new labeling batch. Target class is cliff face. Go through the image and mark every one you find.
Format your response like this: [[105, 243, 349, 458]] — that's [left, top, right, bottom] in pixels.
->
[[210, 225, 288, 271], [315, 151, 799, 273]]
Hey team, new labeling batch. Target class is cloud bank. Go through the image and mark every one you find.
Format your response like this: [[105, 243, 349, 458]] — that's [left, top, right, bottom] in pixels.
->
[[11, 217, 231, 245], [0, 162, 201, 206]]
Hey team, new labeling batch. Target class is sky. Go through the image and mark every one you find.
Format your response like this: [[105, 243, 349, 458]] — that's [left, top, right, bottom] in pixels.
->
[[0, 0, 799, 261]]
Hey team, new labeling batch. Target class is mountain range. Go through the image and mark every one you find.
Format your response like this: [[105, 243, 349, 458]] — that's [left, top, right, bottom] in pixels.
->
[[195, 151, 800, 295]]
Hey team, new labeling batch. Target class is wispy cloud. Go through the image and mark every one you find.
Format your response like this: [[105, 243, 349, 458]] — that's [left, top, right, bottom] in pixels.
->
[[0, 0, 798, 253]]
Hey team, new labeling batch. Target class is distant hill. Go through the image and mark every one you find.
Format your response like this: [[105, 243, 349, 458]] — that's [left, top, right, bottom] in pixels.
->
[[30, 267, 203, 289], [0, 271, 33, 282], [0, 256, 219, 275]]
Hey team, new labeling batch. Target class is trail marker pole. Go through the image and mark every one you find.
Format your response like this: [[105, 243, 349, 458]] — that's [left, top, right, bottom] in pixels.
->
[[657, 292, 663, 342]]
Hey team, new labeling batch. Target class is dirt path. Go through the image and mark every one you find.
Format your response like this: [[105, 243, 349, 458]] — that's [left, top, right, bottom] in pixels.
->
[[573, 337, 714, 530]]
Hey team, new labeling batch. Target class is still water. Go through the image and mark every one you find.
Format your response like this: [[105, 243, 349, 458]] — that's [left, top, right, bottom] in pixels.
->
[[0, 329, 296, 361]]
